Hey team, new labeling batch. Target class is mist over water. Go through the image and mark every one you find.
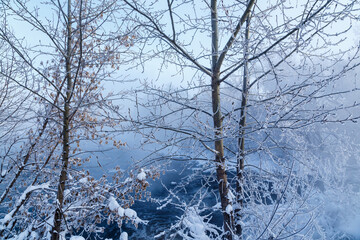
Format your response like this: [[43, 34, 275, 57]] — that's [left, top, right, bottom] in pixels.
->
[[326, 142, 360, 239]]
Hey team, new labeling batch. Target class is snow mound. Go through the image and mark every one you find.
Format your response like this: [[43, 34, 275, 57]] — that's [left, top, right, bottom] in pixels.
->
[[137, 169, 146, 181], [120, 232, 128, 240], [124, 208, 137, 218], [108, 196, 120, 211], [107, 196, 145, 224], [70, 236, 85, 240], [179, 206, 220, 240]]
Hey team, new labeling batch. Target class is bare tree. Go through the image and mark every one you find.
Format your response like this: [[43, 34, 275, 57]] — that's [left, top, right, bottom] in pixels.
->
[[117, 0, 360, 239], [0, 0, 154, 239]]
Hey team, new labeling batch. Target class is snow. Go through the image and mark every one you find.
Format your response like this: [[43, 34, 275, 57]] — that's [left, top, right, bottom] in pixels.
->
[[118, 206, 125, 217], [108, 196, 120, 211], [124, 208, 137, 218], [15, 229, 29, 240], [227, 190, 235, 202], [154, 231, 165, 239], [1, 169, 6, 177], [108, 197, 143, 223], [124, 177, 132, 183], [225, 204, 233, 214], [16, 182, 50, 206], [64, 189, 71, 198], [79, 177, 88, 183], [120, 232, 128, 240], [137, 169, 146, 181], [30, 231, 39, 240], [70, 236, 85, 240], [212, 202, 221, 209], [1, 210, 14, 224], [182, 207, 212, 240], [4, 227, 40, 240], [68, 173, 73, 180]]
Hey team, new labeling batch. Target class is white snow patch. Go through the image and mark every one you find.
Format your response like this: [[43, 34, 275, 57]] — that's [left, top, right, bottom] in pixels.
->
[[108, 196, 120, 211], [212, 202, 221, 209], [226, 204, 233, 215], [108, 198, 145, 225], [118, 206, 125, 217], [124, 177, 132, 183], [182, 207, 212, 240], [154, 231, 165, 238], [68, 173, 73, 180], [120, 232, 128, 240], [1, 210, 14, 224], [17, 182, 50, 205], [227, 190, 235, 202], [137, 169, 146, 181], [79, 177, 88, 184], [64, 189, 71, 198], [124, 208, 137, 218], [70, 236, 85, 240], [30, 231, 39, 240], [14, 230, 29, 240]]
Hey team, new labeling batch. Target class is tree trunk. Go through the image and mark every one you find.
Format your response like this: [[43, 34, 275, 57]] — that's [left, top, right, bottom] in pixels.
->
[[212, 76, 234, 240], [235, 13, 251, 238], [51, 0, 72, 239], [211, 0, 234, 239]]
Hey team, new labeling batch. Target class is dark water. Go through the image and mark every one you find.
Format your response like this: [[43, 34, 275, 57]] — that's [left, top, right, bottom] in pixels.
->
[[101, 161, 223, 239]]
